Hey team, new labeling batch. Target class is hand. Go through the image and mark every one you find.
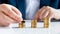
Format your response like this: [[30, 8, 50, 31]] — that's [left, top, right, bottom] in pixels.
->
[[0, 4, 23, 27], [34, 6, 58, 20]]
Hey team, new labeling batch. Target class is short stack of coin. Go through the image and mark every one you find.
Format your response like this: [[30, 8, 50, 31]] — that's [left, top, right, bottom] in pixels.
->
[[44, 18, 50, 28], [31, 20, 37, 28], [19, 21, 25, 28]]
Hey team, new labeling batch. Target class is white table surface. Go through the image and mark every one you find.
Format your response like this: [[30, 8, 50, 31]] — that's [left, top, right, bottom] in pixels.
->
[[0, 20, 60, 34]]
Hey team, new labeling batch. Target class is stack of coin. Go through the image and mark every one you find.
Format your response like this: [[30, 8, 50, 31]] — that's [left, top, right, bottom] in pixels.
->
[[31, 20, 37, 28], [19, 20, 25, 28], [44, 18, 50, 28]]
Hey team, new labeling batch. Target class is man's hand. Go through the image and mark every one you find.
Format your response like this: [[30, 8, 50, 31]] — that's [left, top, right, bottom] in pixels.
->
[[0, 4, 23, 27], [34, 6, 60, 20]]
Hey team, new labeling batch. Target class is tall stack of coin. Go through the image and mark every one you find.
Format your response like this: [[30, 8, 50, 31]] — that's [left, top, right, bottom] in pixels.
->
[[44, 18, 50, 28], [31, 20, 37, 28], [19, 21, 25, 28]]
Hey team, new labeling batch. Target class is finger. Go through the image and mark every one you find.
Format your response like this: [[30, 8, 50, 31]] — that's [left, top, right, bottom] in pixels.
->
[[39, 7, 49, 19], [41, 8, 51, 19], [7, 4, 23, 20], [0, 6, 22, 22], [34, 6, 46, 20], [11, 6, 23, 21], [45, 6, 51, 18], [46, 8, 51, 18], [11, 6, 22, 16], [0, 11, 17, 23]]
